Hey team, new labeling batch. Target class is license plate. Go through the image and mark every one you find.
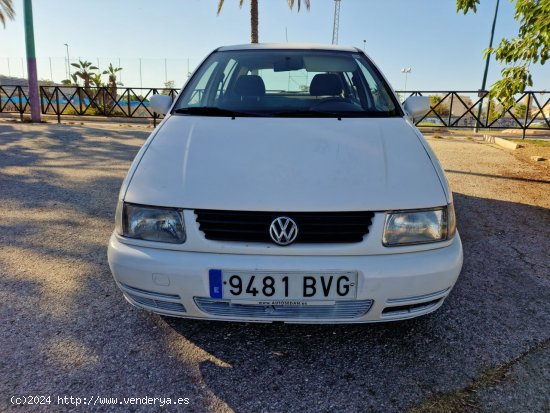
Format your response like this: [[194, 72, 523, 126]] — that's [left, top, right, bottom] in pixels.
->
[[209, 269, 357, 302]]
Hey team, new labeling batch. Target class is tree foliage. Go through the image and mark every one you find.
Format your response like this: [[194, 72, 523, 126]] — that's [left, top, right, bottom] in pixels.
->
[[161, 80, 175, 95], [485, 98, 500, 122], [71, 60, 99, 90], [103, 63, 123, 88], [429, 95, 450, 116], [0, 0, 14, 27], [457, 0, 549, 110]]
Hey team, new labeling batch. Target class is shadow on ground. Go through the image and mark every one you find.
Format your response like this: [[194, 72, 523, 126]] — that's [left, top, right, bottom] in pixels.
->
[[0, 123, 548, 413], [165, 193, 550, 413]]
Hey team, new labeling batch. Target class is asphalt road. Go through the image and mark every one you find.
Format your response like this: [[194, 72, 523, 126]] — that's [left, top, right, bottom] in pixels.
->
[[0, 121, 548, 412]]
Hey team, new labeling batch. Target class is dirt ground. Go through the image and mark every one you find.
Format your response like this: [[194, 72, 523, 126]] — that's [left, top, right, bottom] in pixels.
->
[[1, 120, 548, 412], [425, 131, 550, 189], [508, 140, 550, 168]]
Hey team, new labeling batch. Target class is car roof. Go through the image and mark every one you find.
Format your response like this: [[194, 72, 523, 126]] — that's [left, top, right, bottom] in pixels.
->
[[217, 43, 360, 53]]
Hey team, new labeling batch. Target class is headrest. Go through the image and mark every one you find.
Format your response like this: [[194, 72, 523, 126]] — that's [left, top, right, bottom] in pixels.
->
[[234, 75, 266, 97], [310, 73, 343, 96]]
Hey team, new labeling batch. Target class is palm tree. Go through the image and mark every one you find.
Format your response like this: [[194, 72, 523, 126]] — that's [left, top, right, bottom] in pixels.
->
[[90, 73, 107, 113], [103, 64, 122, 90], [0, 0, 15, 28], [91, 73, 103, 88], [103, 63, 123, 107], [70, 60, 99, 91], [217, 0, 310, 43], [70, 60, 98, 113]]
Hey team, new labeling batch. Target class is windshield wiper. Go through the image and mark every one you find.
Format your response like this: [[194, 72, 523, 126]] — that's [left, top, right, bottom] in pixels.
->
[[271, 109, 389, 118], [173, 107, 262, 117], [271, 110, 339, 118]]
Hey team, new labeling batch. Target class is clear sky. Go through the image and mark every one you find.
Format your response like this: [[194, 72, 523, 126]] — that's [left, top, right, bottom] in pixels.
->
[[0, 0, 548, 91]]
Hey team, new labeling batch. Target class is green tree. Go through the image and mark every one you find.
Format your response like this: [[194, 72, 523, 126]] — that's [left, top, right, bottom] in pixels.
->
[[457, 0, 549, 110], [103, 63, 123, 105], [103, 63, 122, 89], [0, 0, 14, 27], [71, 60, 99, 91], [429, 95, 450, 117], [70, 60, 98, 114], [485, 98, 500, 123], [217, 0, 311, 43], [90, 73, 106, 113], [162, 80, 176, 95], [91, 73, 103, 87], [514, 103, 528, 119]]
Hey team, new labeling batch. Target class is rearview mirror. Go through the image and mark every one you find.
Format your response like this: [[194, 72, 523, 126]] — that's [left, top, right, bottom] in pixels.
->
[[273, 56, 305, 72], [150, 94, 173, 115], [403, 96, 430, 119]]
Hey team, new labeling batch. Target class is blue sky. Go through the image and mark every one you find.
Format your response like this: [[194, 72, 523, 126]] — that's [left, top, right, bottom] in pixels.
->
[[0, 0, 548, 90]]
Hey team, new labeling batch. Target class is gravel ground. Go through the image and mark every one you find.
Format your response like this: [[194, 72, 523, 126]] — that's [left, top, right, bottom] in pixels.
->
[[0, 121, 548, 413]]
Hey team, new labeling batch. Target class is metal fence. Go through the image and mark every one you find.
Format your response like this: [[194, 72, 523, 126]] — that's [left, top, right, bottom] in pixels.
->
[[400, 91, 550, 133], [39, 86, 179, 125], [1, 86, 549, 133], [0, 85, 180, 125]]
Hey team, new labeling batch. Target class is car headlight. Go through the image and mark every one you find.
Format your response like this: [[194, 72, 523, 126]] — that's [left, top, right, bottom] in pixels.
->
[[115, 201, 186, 244], [383, 204, 456, 247]]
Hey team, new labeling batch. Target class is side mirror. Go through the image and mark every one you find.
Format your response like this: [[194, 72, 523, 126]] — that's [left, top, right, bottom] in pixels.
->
[[150, 94, 173, 115], [403, 96, 430, 119]]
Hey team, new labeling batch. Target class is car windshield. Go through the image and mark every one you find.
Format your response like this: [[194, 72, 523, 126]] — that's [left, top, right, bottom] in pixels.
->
[[172, 49, 401, 118]]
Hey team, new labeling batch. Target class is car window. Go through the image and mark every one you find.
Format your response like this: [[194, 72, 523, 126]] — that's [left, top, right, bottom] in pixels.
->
[[356, 58, 394, 112], [173, 50, 401, 118], [214, 58, 238, 103], [185, 61, 219, 107]]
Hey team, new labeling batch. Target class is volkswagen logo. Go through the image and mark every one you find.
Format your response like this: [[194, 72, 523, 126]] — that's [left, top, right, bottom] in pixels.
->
[[269, 217, 298, 246]]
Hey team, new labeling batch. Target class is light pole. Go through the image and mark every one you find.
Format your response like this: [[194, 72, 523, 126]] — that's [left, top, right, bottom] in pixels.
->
[[475, 0, 500, 132], [23, 0, 40, 122], [139, 58, 143, 88], [363, 40, 366, 52], [64, 43, 70, 81], [401, 67, 412, 92]]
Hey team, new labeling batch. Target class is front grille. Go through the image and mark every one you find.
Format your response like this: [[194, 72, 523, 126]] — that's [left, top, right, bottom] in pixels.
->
[[195, 210, 374, 244], [194, 297, 373, 320]]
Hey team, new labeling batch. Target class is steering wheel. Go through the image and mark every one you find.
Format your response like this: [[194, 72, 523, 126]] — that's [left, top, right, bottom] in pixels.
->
[[310, 97, 351, 109]]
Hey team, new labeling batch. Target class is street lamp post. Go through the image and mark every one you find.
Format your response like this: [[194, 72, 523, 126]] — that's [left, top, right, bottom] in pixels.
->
[[475, 0, 500, 132], [363, 40, 366, 52], [401, 67, 412, 93], [23, 0, 40, 122], [64, 43, 70, 81]]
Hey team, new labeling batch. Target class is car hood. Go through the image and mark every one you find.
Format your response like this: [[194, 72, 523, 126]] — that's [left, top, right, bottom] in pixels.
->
[[124, 116, 447, 211]]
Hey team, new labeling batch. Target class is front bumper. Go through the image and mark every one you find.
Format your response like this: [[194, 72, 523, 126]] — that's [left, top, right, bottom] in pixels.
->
[[107, 234, 463, 324]]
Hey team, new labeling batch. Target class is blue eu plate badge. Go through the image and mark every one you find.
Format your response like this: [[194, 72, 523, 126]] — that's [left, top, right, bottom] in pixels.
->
[[209, 269, 223, 298]]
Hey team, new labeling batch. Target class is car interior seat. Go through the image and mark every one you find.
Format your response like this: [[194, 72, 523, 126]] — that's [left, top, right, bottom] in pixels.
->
[[309, 73, 344, 98], [232, 75, 266, 106]]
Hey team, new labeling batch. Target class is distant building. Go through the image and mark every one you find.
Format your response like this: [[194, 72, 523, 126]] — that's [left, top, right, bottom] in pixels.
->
[[450, 95, 474, 118]]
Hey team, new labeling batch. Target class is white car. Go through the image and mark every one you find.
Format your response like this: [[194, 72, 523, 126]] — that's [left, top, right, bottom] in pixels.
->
[[108, 43, 463, 323]]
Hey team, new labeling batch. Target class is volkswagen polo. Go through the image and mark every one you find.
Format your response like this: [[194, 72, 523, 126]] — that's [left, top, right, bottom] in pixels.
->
[[108, 43, 463, 323]]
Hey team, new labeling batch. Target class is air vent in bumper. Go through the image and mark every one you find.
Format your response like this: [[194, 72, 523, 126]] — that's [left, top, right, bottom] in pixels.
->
[[194, 297, 373, 320], [381, 288, 450, 319], [119, 283, 186, 314]]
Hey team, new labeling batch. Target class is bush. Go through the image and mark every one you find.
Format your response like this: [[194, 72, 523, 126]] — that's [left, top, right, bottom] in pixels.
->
[[61, 105, 125, 117]]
